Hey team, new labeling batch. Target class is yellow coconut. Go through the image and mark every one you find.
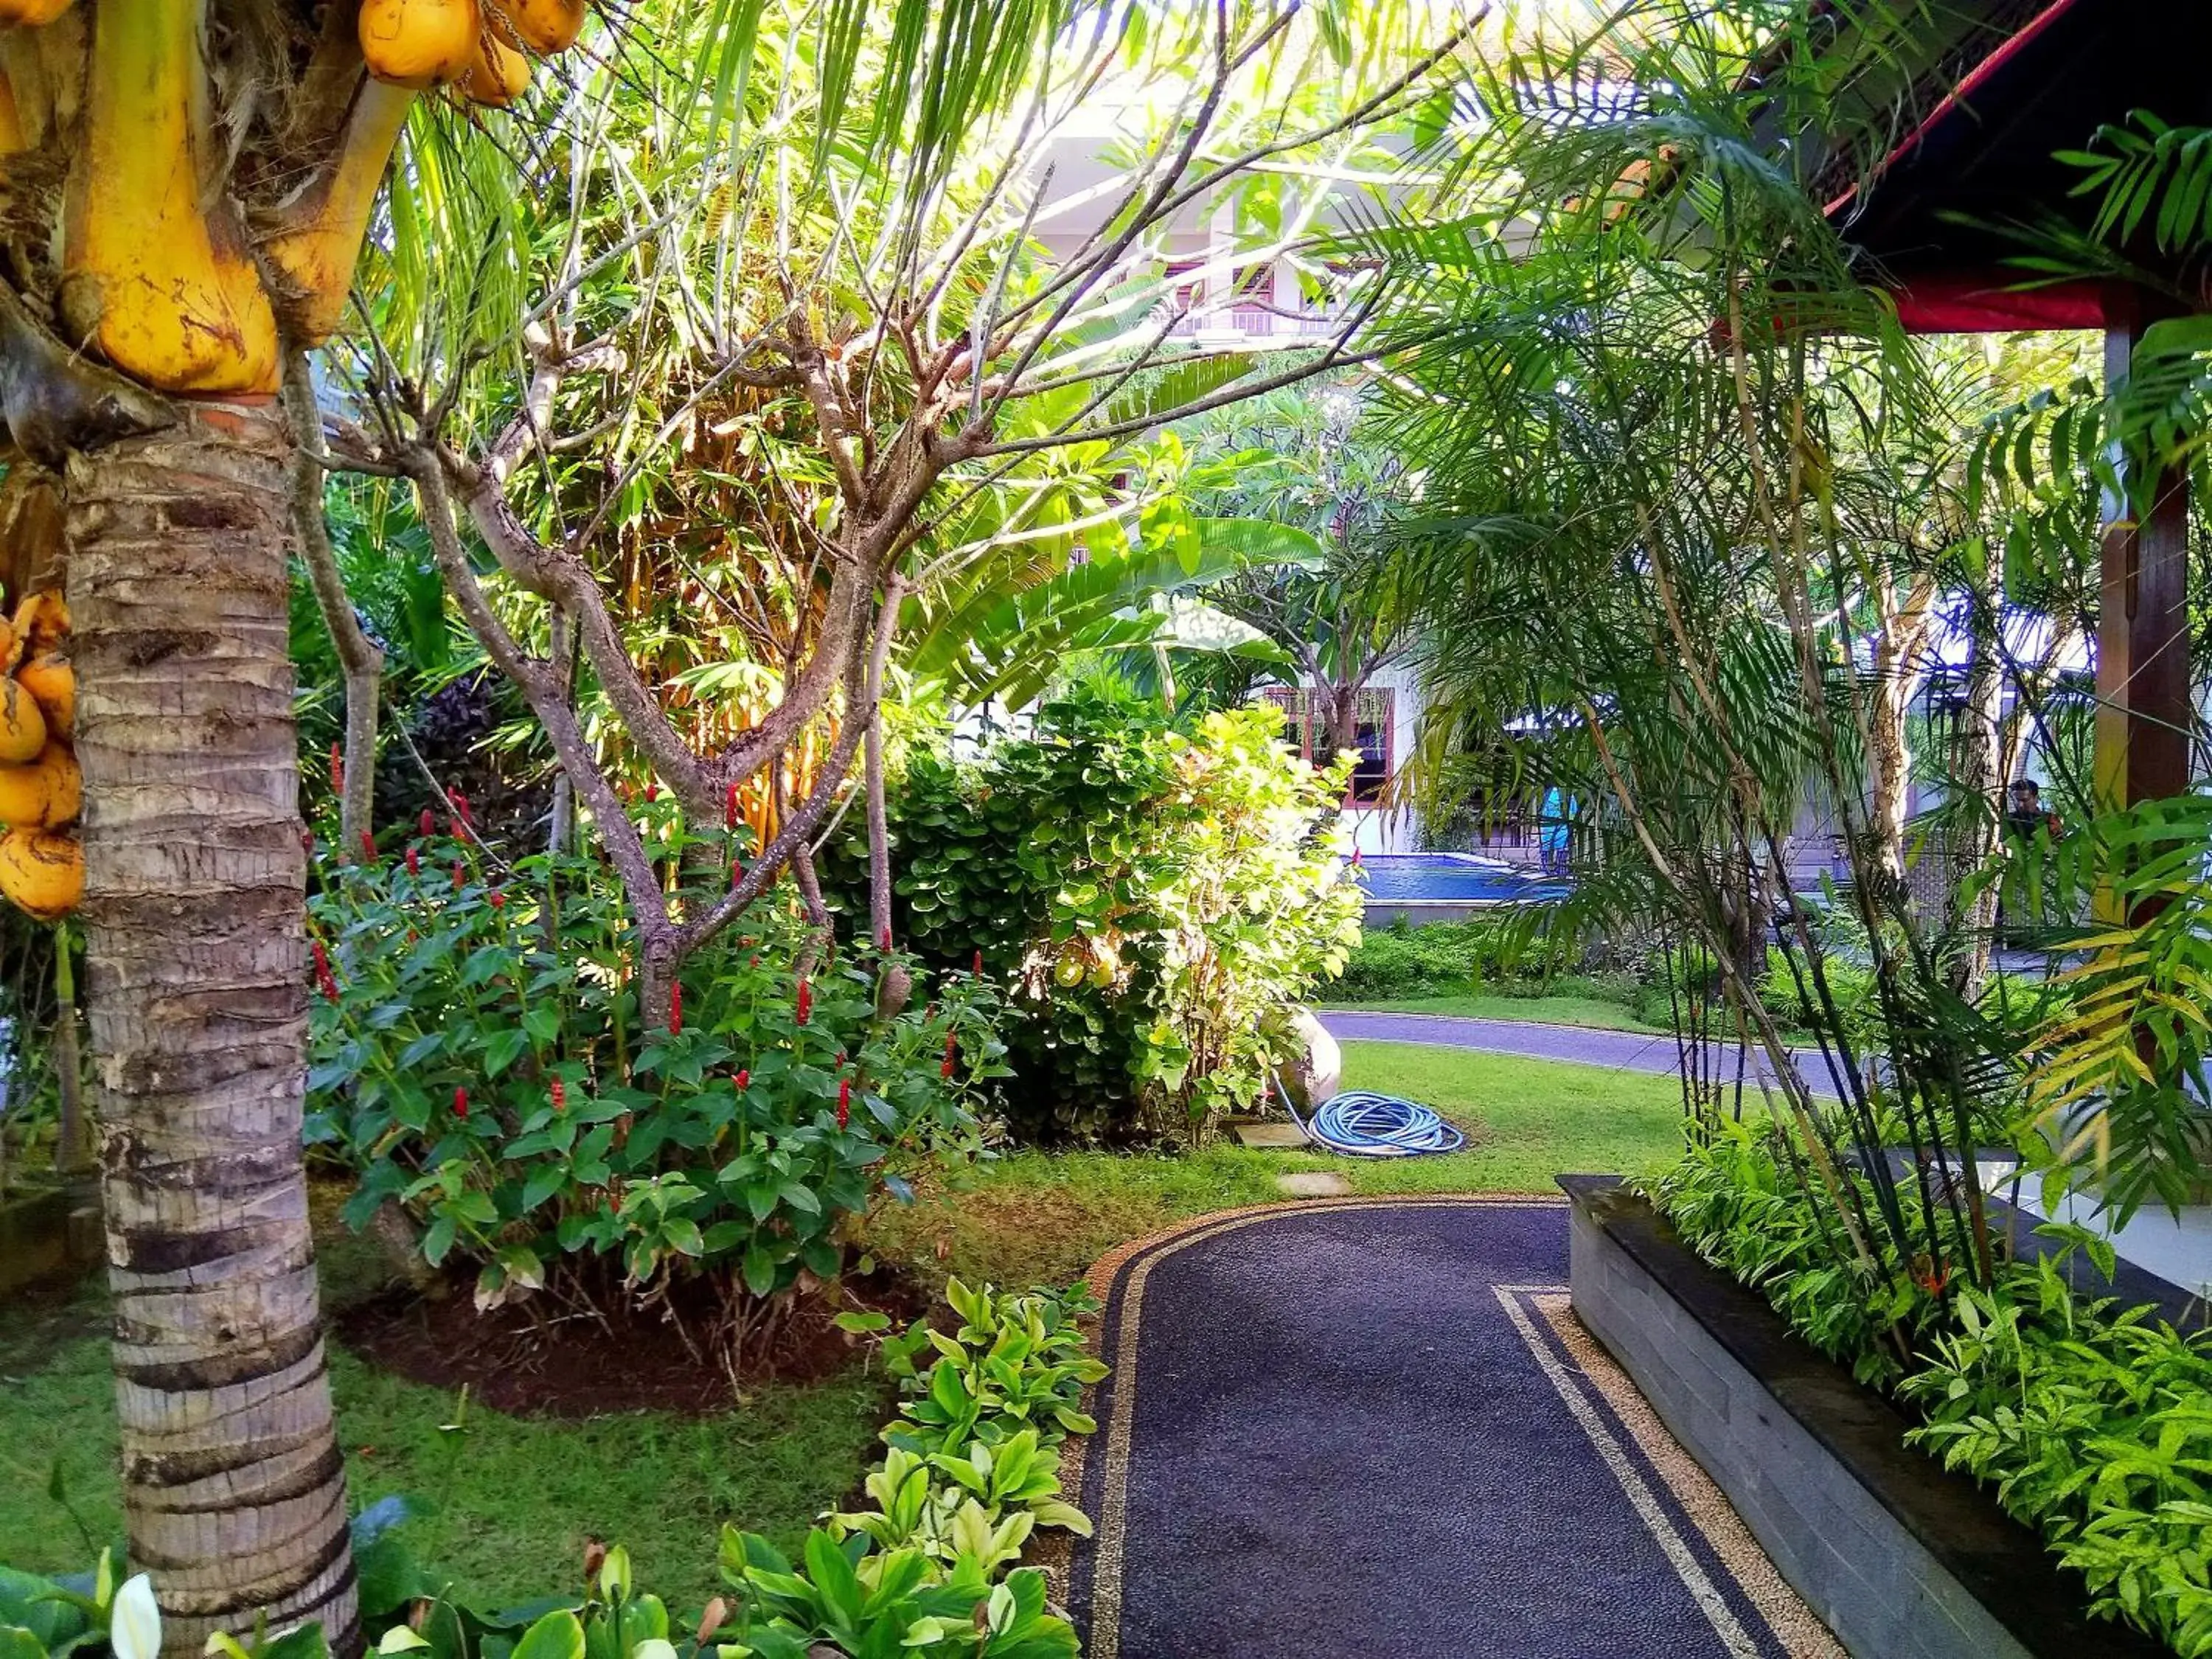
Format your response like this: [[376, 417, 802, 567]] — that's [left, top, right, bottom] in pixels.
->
[[0, 827, 80, 920], [0, 745, 77, 830], [0, 678, 47, 765], [493, 0, 583, 54], [459, 24, 531, 106], [0, 0, 78, 28], [16, 653, 72, 740], [359, 0, 481, 88]]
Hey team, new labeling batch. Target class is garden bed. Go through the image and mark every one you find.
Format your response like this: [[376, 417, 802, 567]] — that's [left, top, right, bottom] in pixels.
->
[[1561, 1175, 2169, 1659], [0, 1181, 100, 1298], [338, 1265, 924, 1417]]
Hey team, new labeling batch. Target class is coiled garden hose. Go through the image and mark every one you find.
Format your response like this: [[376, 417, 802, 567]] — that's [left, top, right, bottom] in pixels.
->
[[1274, 1078, 1467, 1158]]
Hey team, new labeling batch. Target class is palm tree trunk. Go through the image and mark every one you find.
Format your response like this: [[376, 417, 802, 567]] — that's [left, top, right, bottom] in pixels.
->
[[66, 399, 357, 1658]]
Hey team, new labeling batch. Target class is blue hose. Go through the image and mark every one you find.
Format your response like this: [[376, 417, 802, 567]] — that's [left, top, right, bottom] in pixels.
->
[[1277, 1083, 1466, 1158]]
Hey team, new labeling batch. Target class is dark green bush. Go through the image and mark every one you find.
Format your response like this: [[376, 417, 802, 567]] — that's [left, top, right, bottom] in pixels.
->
[[821, 684, 1359, 1145], [310, 818, 1004, 1325]]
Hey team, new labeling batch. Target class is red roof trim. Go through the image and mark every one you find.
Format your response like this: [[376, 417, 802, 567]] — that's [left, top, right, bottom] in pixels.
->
[[1888, 273, 2110, 333], [1824, 0, 2087, 218]]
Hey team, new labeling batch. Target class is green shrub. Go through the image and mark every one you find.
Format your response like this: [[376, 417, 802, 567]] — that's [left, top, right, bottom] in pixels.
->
[[824, 684, 1360, 1145], [1336, 918, 1497, 998], [309, 826, 1004, 1323]]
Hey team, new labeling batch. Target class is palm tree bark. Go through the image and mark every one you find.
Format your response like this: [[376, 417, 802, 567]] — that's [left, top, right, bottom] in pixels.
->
[[68, 399, 357, 1658]]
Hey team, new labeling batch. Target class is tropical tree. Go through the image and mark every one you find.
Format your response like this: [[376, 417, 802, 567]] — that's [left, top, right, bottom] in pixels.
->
[[1169, 383, 1419, 757], [0, 0, 616, 1646], [322, 1, 1473, 1018]]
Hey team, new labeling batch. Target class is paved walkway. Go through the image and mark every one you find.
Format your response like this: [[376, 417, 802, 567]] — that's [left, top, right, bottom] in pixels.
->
[[1321, 1009, 1840, 1096], [1068, 1199, 1834, 1659]]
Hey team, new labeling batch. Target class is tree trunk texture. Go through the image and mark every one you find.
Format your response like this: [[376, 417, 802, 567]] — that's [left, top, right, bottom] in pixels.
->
[[67, 400, 357, 1658], [283, 351, 380, 856]]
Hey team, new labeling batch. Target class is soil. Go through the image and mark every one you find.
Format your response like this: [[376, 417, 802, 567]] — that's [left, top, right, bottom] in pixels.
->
[[335, 1262, 925, 1419]]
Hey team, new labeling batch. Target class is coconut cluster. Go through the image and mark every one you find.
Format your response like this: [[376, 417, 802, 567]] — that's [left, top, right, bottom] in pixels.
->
[[358, 0, 587, 107], [0, 591, 80, 920]]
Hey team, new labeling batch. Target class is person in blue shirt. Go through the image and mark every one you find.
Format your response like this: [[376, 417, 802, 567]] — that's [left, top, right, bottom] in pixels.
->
[[1540, 785, 1570, 875]]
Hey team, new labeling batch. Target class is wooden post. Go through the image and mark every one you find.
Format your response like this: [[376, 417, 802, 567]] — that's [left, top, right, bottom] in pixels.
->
[[2096, 308, 2192, 818]]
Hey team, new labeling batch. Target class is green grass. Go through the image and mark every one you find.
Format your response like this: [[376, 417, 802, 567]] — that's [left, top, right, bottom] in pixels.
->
[[0, 1293, 883, 1617], [863, 1040, 1692, 1286], [1327, 991, 1666, 1033], [0, 1043, 1691, 1610]]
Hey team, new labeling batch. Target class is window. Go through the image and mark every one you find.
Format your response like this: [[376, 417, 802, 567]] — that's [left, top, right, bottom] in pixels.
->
[[1262, 686, 1314, 758], [1260, 685, 1391, 806], [1347, 687, 1393, 807]]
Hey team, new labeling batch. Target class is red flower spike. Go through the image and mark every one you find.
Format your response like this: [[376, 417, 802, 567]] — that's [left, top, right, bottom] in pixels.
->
[[312, 941, 339, 1002], [451, 792, 473, 828], [453, 1086, 469, 1120], [880, 925, 892, 952], [669, 981, 684, 1035], [452, 860, 465, 892], [644, 782, 658, 803], [406, 846, 420, 876], [973, 950, 984, 976], [330, 742, 344, 793], [300, 828, 313, 852], [731, 860, 745, 890], [748, 955, 759, 970], [836, 1077, 850, 1129], [420, 808, 436, 838], [725, 782, 740, 832], [796, 978, 811, 1025], [358, 829, 377, 864], [550, 1076, 566, 1113], [490, 889, 506, 910], [734, 1068, 749, 1091]]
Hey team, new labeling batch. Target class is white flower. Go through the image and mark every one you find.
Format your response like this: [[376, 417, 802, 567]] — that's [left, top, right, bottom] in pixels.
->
[[108, 1575, 161, 1659]]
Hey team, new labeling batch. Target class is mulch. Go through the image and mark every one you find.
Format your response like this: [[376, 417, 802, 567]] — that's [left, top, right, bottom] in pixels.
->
[[335, 1262, 924, 1419]]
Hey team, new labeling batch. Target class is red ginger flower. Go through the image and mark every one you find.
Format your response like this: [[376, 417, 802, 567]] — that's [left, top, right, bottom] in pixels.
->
[[358, 829, 377, 864], [644, 782, 658, 803], [330, 742, 344, 793], [453, 1086, 469, 1120], [880, 925, 892, 951], [420, 808, 436, 838], [734, 1068, 748, 1091], [731, 860, 745, 889], [312, 940, 339, 1002], [669, 981, 684, 1034], [406, 846, 420, 876], [942, 1029, 957, 1079], [490, 889, 506, 910], [551, 1076, 566, 1113], [796, 978, 811, 1025], [725, 782, 740, 831], [452, 860, 465, 891], [836, 1076, 850, 1129], [973, 950, 984, 976]]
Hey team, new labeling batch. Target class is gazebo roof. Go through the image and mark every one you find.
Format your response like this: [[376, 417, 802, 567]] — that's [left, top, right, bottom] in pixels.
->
[[1773, 0, 2212, 330]]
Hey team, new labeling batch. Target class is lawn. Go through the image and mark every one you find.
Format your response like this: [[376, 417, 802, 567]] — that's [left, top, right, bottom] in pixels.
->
[[0, 1041, 1690, 1613], [862, 1040, 1693, 1287], [1326, 990, 1666, 1034]]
